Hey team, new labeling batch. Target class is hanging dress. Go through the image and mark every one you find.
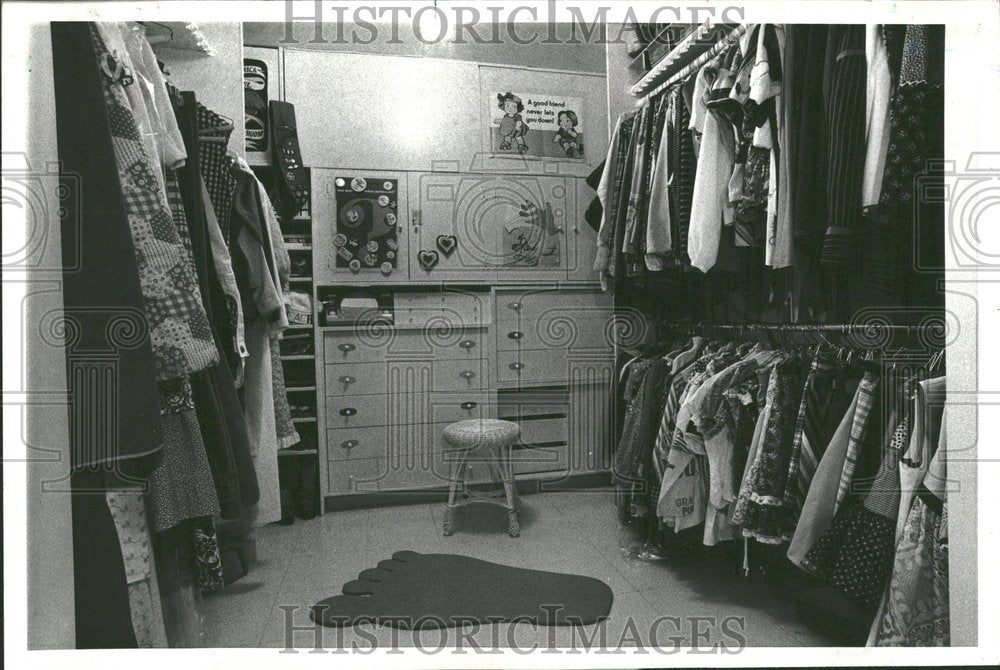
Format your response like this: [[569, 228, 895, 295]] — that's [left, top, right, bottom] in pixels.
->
[[799, 417, 909, 609]]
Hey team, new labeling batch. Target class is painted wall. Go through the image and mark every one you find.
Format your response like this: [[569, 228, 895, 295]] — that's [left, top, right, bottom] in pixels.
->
[[244, 21, 606, 74]]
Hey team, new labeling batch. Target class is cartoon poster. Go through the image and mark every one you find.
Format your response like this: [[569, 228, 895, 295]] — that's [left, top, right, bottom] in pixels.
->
[[488, 91, 585, 160]]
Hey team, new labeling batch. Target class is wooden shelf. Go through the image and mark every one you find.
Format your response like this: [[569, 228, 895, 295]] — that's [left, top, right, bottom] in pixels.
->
[[289, 276, 313, 282], [286, 244, 312, 251], [292, 417, 317, 423], [281, 354, 314, 361], [287, 386, 316, 392]]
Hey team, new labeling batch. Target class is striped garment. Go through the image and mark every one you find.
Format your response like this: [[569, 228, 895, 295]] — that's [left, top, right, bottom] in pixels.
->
[[652, 364, 698, 483], [669, 82, 696, 265], [782, 356, 822, 517], [608, 116, 638, 280], [820, 25, 868, 266], [834, 371, 880, 512]]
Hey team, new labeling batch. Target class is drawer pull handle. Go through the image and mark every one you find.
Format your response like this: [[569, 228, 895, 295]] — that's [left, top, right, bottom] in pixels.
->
[[460, 401, 478, 410], [338, 375, 356, 385], [507, 331, 523, 340], [507, 301, 521, 311], [337, 343, 356, 353], [459, 370, 476, 380], [341, 439, 358, 450], [508, 362, 525, 371], [458, 339, 476, 349], [339, 407, 357, 417]]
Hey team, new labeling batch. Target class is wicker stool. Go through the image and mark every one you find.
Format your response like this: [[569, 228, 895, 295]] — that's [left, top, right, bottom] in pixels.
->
[[441, 419, 521, 537]]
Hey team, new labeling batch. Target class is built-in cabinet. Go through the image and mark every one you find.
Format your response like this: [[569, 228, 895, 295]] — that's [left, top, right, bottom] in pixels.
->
[[277, 46, 616, 505], [317, 287, 614, 502], [313, 168, 598, 285]]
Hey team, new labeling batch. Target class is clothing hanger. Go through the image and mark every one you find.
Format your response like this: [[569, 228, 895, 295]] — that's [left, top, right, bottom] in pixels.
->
[[141, 21, 175, 46]]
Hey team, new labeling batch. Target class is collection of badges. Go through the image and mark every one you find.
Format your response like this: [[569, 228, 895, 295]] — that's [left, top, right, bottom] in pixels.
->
[[333, 176, 399, 275]]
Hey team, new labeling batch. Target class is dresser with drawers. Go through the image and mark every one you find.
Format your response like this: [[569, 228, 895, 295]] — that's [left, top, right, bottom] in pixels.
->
[[494, 287, 616, 481], [318, 290, 492, 498], [317, 287, 615, 506]]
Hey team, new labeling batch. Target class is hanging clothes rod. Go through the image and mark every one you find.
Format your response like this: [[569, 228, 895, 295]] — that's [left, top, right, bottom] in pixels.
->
[[635, 24, 748, 105], [658, 322, 936, 336]]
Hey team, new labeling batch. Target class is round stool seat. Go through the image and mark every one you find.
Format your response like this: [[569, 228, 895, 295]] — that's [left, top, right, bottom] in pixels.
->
[[443, 419, 520, 450]]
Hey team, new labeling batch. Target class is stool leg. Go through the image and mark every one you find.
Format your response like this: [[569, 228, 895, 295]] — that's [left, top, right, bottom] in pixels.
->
[[443, 449, 467, 537], [498, 444, 519, 537]]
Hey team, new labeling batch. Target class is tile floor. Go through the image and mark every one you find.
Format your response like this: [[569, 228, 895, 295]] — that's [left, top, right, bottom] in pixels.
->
[[200, 487, 836, 651]]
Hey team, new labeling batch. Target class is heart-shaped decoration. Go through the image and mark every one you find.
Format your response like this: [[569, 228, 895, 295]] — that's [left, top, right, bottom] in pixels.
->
[[417, 249, 439, 270], [436, 235, 458, 256]]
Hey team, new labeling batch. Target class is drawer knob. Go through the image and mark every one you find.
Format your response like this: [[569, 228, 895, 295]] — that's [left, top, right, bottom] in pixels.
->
[[459, 370, 476, 380], [339, 407, 357, 417], [460, 401, 478, 410], [341, 439, 358, 450], [508, 362, 525, 371], [338, 375, 356, 385], [337, 343, 356, 353], [507, 331, 523, 340], [458, 339, 476, 350], [507, 302, 521, 311]]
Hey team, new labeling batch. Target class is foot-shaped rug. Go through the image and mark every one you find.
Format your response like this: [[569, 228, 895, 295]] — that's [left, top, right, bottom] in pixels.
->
[[311, 550, 613, 628]]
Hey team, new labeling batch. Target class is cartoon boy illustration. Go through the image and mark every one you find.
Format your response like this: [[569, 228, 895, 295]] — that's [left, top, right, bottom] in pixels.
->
[[553, 109, 583, 158], [497, 92, 529, 153]]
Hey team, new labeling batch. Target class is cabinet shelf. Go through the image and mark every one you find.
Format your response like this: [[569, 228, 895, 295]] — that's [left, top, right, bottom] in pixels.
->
[[281, 354, 314, 361], [292, 416, 317, 423], [287, 386, 316, 392]]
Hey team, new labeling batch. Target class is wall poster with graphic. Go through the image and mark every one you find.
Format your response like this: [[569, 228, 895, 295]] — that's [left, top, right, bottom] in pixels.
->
[[488, 91, 586, 160], [244, 58, 269, 153]]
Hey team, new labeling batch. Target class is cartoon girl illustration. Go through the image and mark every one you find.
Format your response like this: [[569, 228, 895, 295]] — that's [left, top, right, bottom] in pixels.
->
[[497, 92, 529, 153], [553, 109, 583, 158]]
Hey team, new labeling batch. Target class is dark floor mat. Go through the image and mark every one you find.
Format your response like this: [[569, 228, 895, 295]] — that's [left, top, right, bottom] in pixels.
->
[[311, 550, 614, 628]]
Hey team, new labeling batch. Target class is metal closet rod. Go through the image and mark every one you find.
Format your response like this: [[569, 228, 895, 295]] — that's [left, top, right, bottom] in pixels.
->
[[659, 322, 935, 335], [636, 24, 748, 105]]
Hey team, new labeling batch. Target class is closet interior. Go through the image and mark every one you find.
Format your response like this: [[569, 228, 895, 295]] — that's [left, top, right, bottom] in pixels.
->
[[22, 16, 970, 651]]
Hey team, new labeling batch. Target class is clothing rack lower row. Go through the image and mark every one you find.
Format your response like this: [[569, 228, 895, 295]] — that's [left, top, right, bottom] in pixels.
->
[[656, 322, 940, 334]]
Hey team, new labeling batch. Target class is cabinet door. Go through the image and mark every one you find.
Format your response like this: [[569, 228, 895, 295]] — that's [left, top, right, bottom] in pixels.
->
[[312, 168, 409, 284], [407, 173, 500, 282], [493, 175, 573, 282], [567, 359, 615, 473]]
